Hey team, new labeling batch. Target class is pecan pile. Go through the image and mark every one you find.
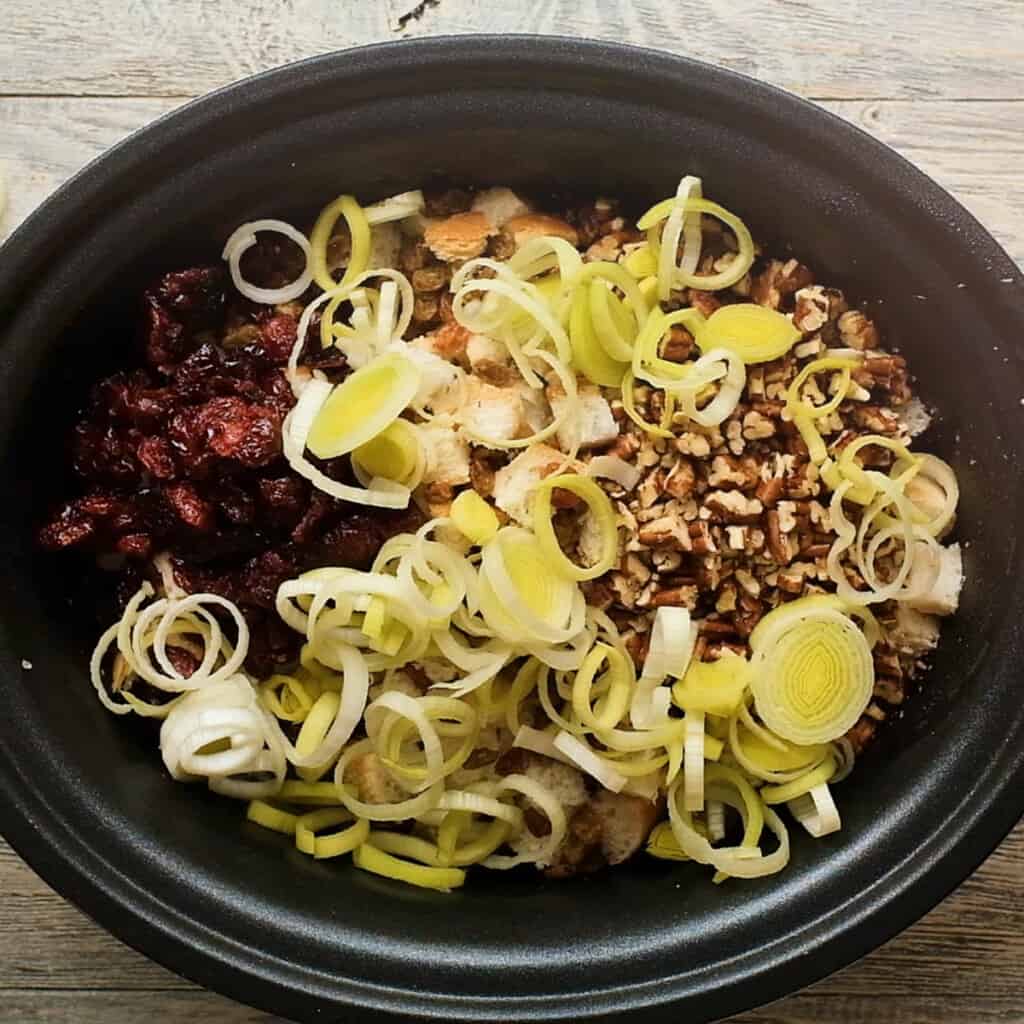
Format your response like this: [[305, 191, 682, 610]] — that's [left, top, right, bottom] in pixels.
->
[[580, 262, 918, 755]]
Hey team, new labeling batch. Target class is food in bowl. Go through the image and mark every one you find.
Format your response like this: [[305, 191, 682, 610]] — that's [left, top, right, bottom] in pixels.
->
[[39, 175, 963, 890]]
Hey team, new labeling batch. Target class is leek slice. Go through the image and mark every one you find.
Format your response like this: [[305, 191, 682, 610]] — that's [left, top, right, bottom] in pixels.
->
[[352, 419, 422, 485], [672, 651, 751, 717], [646, 821, 691, 861], [621, 369, 676, 438], [638, 196, 755, 292], [222, 219, 314, 305], [355, 840, 466, 891], [532, 473, 619, 582], [683, 711, 706, 811], [310, 193, 371, 292], [569, 283, 629, 386], [295, 807, 369, 858], [695, 303, 801, 365], [306, 352, 420, 460], [623, 244, 658, 280], [750, 597, 874, 745], [246, 800, 299, 835], [451, 490, 500, 546]]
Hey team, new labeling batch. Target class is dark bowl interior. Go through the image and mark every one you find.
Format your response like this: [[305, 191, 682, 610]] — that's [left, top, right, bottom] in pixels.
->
[[2, 36, 1024, 1024]]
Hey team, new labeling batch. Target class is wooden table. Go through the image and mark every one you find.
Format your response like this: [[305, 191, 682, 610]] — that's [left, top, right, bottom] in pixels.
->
[[2, 3, 1022, 1021]]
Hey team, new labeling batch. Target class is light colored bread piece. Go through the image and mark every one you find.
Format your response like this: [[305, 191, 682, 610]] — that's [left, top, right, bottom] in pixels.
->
[[898, 396, 933, 438], [410, 322, 471, 362], [591, 790, 660, 865], [459, 378, 528, 448], [905, 542, 964, 616], [368, 221, 402, 270], [466, 332, 519, 386], [888, 603, 941, 658], [521, 754, 588, 810], [504, 213, 579, 249], [424, 211, 495, 262], [492, 443, 564, 525], [550, 383, 618, 451], [466, 332, 509, 369], [349, 752, 405, 805], [419, 421, 471, 487], [513, 381, 553, 435], [400, 339, 462, 409], [471, 187, 532, 229], [904, 473, 956, 540]]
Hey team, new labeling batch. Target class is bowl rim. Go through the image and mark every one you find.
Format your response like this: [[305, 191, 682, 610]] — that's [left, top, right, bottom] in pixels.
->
[[1, 32, 1023, 1024]]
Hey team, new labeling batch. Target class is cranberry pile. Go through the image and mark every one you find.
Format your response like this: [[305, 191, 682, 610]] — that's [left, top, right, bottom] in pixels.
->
[[39, 264, 420, 676]]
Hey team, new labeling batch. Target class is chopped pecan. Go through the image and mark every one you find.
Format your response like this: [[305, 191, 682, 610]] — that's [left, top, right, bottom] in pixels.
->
[[469, 447, 501, 497], [651, 585, 699, 609], [688, 521, 718, 555], [756, 475, 785, 507], [751, 259, 814, 310], [851, 405, 901, 435], [732, 591, 765, 637], [661, 325, 694, 363], [662, 458, 696, 499], [776, 567, 806, 594], [845, 716, 877, 754], [706, 454, 760, 490], [837, 309, 880, 350], [742, 410, 776, 440], [624, 630, 651, 669], [610, 432, 641, 461], [686, 289, 721, 318], [873, 677, 905, 705], [765, 509, 795, 565], [704, 490, 764, 524], [793, 285, 847, 334]]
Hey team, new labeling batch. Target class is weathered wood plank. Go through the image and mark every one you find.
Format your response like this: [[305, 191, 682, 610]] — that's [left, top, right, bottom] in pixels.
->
[[0, 990, 276, 1023], [2, 0, 1023, 100], [1, 824, 1021, 1016], [2, 988, 1022, 1024], [2, 98, 1022, 266]]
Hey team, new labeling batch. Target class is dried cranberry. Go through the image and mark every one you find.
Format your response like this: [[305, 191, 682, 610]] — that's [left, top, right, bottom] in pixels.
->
[[198, 396, 282, 468], [165, 645, 199, 678], [38, 503, 96, 550], [72, 423, 141, 484], [92, 371, 172, 428], [115, 533, 153, 559], [205, 479, 256, 526], [242, 606, 300, 678], [290, 491, 336, 544], [163, 482, 215, 532], [257, 477, 309, 529], [257, 314, 298, 364], [137, 436, 177, 480], [143, 267, 225, 370]]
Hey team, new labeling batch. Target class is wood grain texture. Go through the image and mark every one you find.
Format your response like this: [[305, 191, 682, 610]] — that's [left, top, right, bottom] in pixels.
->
[[2, 824, 1023, 1020], [2, 0, 1024, 100], [3, 1, 1024, 1021], [2, 98, 1023, 265]]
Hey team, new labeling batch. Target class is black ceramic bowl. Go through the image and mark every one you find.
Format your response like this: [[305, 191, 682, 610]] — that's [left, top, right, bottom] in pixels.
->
[[1, 35, 1023, 1024]]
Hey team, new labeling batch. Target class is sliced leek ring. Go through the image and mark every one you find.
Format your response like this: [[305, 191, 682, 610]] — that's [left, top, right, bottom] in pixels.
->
[[695, 303, 801, 365], [306, 352, 421, 460]]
